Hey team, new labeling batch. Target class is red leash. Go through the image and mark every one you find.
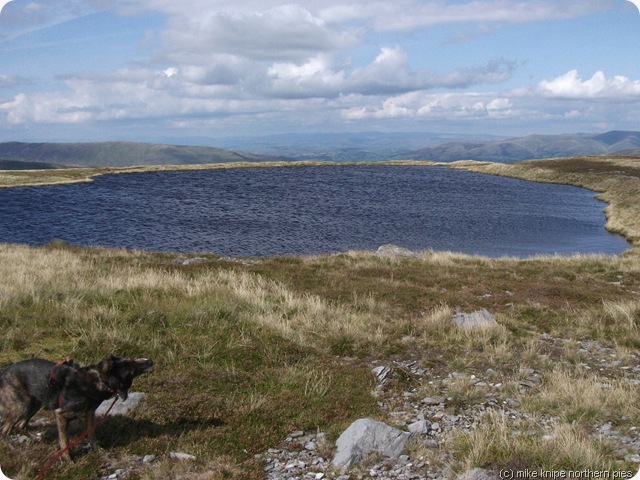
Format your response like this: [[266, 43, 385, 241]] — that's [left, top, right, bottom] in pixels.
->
[[34, 396, 118, 480]]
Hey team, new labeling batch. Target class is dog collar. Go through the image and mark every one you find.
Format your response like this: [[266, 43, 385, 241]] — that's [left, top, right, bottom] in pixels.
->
[[48, 361, 65, 384]]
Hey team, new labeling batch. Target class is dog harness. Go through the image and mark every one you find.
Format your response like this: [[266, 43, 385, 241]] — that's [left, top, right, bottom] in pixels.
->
[[48, 361, 68, 408], [48, 361, 118, 408]]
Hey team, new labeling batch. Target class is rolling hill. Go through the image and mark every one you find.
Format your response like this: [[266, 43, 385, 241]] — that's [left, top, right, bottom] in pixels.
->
[[0, 141, 288, 168], [401, 130, 640, 162], [2, 130, 640, 167]]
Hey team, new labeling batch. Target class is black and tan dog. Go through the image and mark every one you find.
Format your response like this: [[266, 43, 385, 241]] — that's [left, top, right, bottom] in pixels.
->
[[0, 355, 153, 459]]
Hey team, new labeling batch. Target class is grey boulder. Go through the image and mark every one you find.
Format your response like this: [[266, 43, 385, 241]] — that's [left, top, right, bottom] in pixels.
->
[[453, 309, 498, 329], [331, 418, 411, 470]]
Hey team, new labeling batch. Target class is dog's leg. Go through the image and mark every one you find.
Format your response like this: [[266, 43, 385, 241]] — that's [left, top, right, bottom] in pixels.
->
[[14, 400, 42, 438], [0, 390, 27, 436], [54, 410, 72, 461], [1, 417, 14, 436], [84, 409, 100, 450]]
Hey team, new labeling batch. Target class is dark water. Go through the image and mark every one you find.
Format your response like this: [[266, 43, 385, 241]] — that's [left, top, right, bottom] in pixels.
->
[[0, 165, 630, 257]]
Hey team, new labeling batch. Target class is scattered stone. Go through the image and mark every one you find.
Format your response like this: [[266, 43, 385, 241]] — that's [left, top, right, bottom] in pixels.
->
[[518, 380, 536, 389], [332, 418, 411, 469], [453, 309, 498, 329], [218, 256, 263, 266], [177, 257, 210, 266], [169, 452, 196, 461], [408, 420, 431, 435], [459, 468, 498, 480], [256, 339, 640, 480], [376, 244, 415, 258], [372, 366, 392, 383], [142, 455, 156, 464], [96, 392, 146, 417]]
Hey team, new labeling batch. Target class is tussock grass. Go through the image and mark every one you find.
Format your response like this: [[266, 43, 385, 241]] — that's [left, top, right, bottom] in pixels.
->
[[449, 411, 614, 472], [521, 367, 640, 425]]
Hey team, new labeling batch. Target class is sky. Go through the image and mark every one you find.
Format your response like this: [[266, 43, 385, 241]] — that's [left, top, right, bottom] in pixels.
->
[[1, 0, 640, 144]]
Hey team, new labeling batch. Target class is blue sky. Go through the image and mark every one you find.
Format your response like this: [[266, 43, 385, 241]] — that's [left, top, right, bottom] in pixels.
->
[[1, 0, 640, 143]]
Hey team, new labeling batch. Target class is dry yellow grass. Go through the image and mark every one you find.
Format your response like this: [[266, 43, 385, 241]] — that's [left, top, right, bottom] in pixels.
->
[[521, 367, 640, 424], [449, 410, 614, 472]]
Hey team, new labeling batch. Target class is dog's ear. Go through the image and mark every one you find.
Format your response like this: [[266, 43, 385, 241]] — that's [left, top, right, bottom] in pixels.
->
[[110, 355, 124, 365], [51, 363, 75, 387]]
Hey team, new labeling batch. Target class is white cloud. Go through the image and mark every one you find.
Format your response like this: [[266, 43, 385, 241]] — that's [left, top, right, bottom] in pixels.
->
[[163, 67, 178, 78], [538, 70, 640, 98], [0, 73, 29, 88], [94, 0, 615, 30], [2, 0, 636, 137], [160, 4, 358, 64], [319, 0, 614, 31], [265, 46, 517, 99], [342, 92, 519, 121]]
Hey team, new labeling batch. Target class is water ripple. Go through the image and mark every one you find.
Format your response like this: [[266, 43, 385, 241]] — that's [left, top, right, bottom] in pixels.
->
[[0, 165, 630, 257]]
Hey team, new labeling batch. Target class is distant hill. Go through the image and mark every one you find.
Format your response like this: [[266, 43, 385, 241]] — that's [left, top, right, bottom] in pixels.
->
[[0, 159, 63, 170], [3, 131, 640, 167], [0, 141, 288, 167], [401, 131, 640, 162]]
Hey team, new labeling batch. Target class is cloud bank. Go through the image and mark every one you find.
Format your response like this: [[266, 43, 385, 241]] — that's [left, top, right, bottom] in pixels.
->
[[1, 0, 638, 138]]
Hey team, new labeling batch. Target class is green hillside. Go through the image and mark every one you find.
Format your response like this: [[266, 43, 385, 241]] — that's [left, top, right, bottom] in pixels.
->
[[0, 141, 287, 167], [0, 159, 63, 170]]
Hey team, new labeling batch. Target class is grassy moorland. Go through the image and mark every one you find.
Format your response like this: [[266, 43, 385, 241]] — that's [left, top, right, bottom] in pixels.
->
[[0, 156, 639, 479]]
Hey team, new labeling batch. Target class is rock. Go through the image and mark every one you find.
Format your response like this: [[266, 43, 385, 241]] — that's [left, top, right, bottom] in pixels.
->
[[143, 455, 156, 464], [218, 256, 263, 266], [421, 396, 445, 406], [96, 392, 146, 416], [332, 418, 411, 470], [178, 257, 209, 266], [169, 451, 197, 461], [372, 366, 392, 383], [459, 468, 498, 480], [518, 380, 536, 389], [453, 309, 498, 329], [408, 420, 431, 434], [376, 244, 415, 258]]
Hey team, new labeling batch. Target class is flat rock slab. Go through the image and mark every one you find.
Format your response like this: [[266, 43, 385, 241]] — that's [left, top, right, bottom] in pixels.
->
[[376, 244, 415, 258], [453, 309, 498, 329], [331, 418, 411, 470], [96, 392, 146, 417]]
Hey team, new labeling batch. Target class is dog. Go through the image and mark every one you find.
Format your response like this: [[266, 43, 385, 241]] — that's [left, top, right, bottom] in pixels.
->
[[0, 355, 153, 459]]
